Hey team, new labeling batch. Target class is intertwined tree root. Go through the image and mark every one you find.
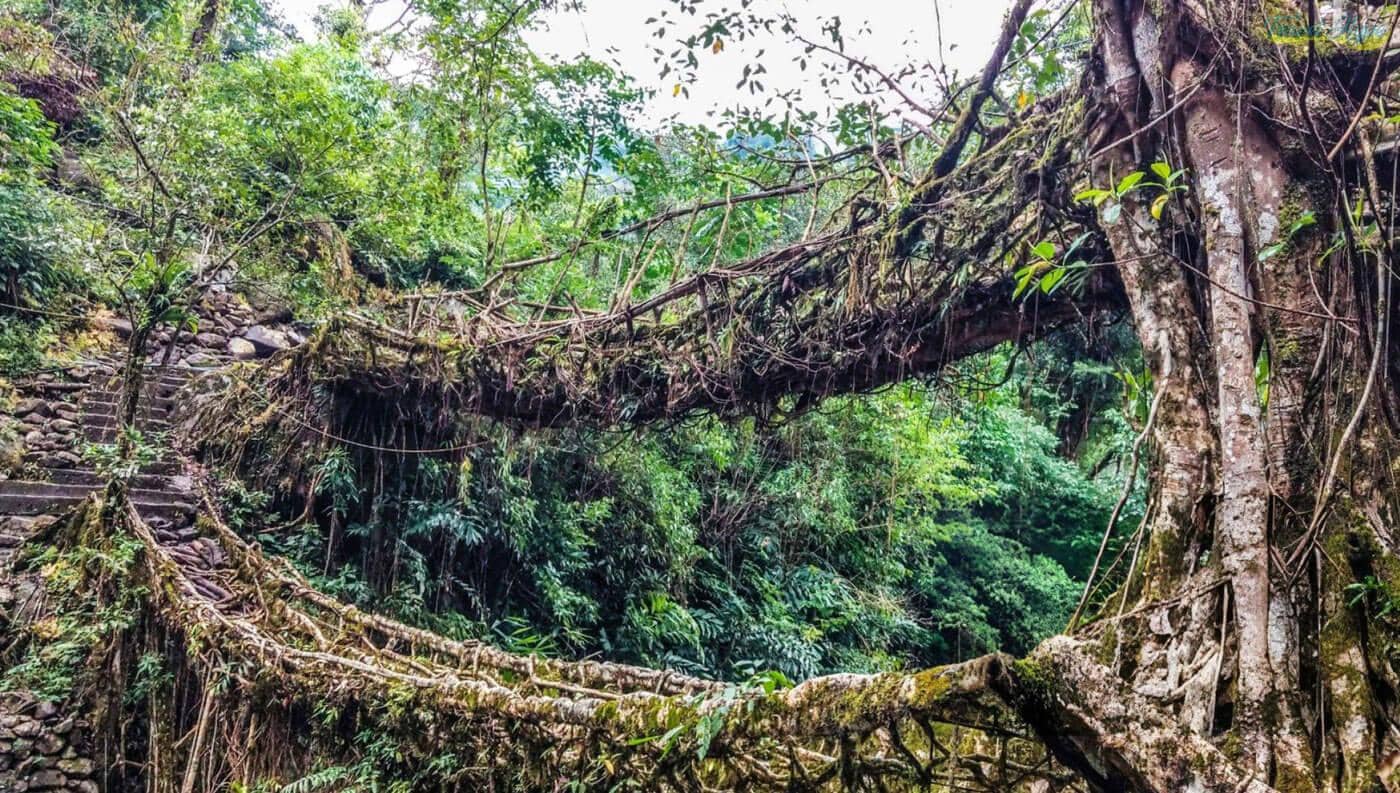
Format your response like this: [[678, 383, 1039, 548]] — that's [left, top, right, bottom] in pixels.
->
[[16, 488, 1275, 792], [184, 87, 1122, 435]]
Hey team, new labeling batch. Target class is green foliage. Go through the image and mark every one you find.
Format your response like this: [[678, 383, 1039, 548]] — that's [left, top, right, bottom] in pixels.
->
[[0, 184, 69, 300], [1075, 160, 1188, 223], [0, 315, 55, 375], [0, 89, 58, 174], [1259, 210, 1318, 262], [278, 342, 1134, 681], [1345, 575, 1400, 661], [3, 521, 147, 701], [277, 766, 352, 793], [0, 87, 81, 314], [216, 475, 274, 532], [1013, 232, 1092, 299], [82, 428, 165, 481], [4, 0, 1137, 700]]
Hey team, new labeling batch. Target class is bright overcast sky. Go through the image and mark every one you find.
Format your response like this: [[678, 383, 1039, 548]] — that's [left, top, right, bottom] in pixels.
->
[[270, 0, 1016, 127]]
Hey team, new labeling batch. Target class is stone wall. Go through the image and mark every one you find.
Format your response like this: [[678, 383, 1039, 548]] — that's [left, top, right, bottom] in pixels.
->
[[0, 693, 95, 792]]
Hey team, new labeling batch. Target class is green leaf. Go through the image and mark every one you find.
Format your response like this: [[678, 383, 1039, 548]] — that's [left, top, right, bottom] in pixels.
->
[[1102, 202, 1122, 224], [1150, 161, 1172, 180], [1030, 240, 1055, 261], [1150, 193, 1169, 220], [1073, 188, 1110, 204], [1039, 267, 1067, 294], [1289, 210, 1317, 234], [1114, 171, 1145, 195], [1013, 265, 1037, 299], [1063, 232, 1091, 258]]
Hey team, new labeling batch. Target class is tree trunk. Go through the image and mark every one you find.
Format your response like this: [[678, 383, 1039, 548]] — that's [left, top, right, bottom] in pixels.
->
[[1082, 1, 1400, 790]]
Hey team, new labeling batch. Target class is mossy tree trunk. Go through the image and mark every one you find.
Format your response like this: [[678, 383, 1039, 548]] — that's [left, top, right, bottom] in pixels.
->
[[1078, 1, 1400, 790]]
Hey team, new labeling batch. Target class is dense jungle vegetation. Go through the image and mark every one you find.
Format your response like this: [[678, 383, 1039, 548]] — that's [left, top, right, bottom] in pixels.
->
[[0, 0, 1137, 684], [11, 0, 1400, 788]]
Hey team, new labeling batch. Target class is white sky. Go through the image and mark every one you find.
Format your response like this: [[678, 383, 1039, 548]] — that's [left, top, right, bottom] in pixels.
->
[[270, 0, 1016, 127]]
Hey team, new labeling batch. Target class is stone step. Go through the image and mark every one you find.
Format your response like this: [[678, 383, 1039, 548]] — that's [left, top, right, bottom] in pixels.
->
[[82, 396, 178, 413], [31, 381, 87, 394], [86, 385, 185, 403], [85, 404, 175, 421], [45, 468, 178, 491], [81, 418, 174, 434], [0, 489, 194, 522], [81, 399, 175, 413], [91, 368, 192, 384], [91, 367, 190, 380], [21, 453, 181, 477], [82, 396, 175, 412], [0, 480, 190, 503], [81, 426, 174, 443], [81, 413, 174, 430], [82, 429, 173, 446], [86, 386, 186, 402]]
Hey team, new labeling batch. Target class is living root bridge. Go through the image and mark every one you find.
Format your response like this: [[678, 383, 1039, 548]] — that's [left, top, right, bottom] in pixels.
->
[[36, 492, 1275, 792], [195, 263, 1126, 456], [193, 84, 1125, 434]]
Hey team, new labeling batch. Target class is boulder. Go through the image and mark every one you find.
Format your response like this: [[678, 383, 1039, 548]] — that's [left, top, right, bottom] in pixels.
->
[[194, 332, 225, 349], [253, 305, 293, 324], [34, 734, 62, 755], [241, 325, 290, 356], [56, 758, 91, 776], [13, 399, 49, 418], [24, 754, 53, 770], [227, 338, 257, 360], [28, 769, 64, 789], [47, 452, 82, 469], [12, 720, 39, 738], [92, 316, 132, 338]]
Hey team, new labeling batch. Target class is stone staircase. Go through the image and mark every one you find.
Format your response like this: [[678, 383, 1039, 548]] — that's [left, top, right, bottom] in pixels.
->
[[0, 359, 217, 792], [0, 360, 230, 603], [0, 361, 200, 535], [0, 291, 304, 791], [0, 283, 300, 549]]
